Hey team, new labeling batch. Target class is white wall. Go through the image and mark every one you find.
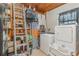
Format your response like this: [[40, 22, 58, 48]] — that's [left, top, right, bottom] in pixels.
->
[[38, 13, 46, 29], [46, 3, 79, 33]]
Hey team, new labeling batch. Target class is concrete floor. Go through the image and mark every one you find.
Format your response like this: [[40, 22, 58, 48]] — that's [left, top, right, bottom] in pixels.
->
[[31, 49, 46, 56]]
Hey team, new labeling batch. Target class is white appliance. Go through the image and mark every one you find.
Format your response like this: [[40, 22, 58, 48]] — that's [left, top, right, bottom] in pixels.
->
[[53, 25, 79, 56], [40, 33, 54, 55]]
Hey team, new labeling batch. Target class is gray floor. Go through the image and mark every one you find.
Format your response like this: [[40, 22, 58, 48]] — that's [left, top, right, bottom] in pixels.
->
[[31, 49, 46, 56]]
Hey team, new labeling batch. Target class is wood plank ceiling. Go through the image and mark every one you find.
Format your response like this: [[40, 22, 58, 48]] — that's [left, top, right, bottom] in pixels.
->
[[23, 3, 64, 14]]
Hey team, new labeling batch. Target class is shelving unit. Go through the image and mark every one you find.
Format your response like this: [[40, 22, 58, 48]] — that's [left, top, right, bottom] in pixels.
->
[[0, 3, 38, 56], [13, 4, 29, 56], [0, 4, 4, 56], [1, 3, 14, 56]]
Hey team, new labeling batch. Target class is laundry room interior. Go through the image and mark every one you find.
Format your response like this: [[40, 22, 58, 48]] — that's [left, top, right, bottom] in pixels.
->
[[0, 3, 79, 56]]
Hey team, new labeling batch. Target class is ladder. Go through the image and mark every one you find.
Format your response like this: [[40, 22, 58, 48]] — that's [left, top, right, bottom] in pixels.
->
[[13, 3, 29, 56]]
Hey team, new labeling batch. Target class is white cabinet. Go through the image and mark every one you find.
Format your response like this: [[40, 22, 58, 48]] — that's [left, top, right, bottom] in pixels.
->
[[40, 34, 47, 55], [54, 25, 79, 56], [40, 34, 54, 55]]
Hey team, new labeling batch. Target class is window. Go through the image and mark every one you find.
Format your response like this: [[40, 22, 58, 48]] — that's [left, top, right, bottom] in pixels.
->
[[59, 8, 78, 25]]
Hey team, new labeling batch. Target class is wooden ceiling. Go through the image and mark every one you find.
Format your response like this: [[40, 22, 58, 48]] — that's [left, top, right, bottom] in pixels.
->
[[23, 3, 64, 14]]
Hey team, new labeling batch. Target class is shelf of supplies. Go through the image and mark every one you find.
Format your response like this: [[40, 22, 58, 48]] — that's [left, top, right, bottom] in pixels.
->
[[4, 16, 10, 19], [15, 9, 23, 13], [8, 28, 13, 30], [8, 47, 14, 53], [5, 13, 11, 16], [16, 19, 23, 21], [5, 6, 10, 9], [8, 51, 15, 56], [8, 41, 14, 48], [16, 33, 25, 35], [16, 35, 25, 37], [26, 28, 30, 29], [14, 4, 23, 7], [16, 34, 25, 36], [15, 13, 23, 16], [16, 22, 24, 25], [3, 27, 13, 30], [4, 4, 11, 9], [15, 17, 23, 19], [15, 9, 23, 12], [8, 46, 14, 48], [16, 28, 24, 29], [15, 10, 23, 12], [16, 52, 27, 56], [16, 43, 27, 47], [15, 7, 23, 10], [16, 23, 24, 24]]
